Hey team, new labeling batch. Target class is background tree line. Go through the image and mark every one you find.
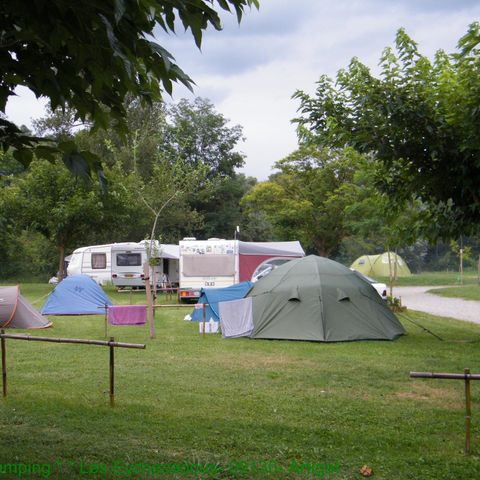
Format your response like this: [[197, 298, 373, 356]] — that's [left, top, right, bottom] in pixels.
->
[[2, 94, 479, 280], [2, 21, 480, 281], [0, 97, 269, 279]]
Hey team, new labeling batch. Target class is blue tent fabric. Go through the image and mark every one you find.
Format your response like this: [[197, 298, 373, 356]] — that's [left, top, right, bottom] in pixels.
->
[[191, 282, 253, 322], [41, 275, 113, 315]]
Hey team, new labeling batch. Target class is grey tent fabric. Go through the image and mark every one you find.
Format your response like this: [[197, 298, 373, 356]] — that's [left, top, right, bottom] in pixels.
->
[[219, 255, 404, 342], [219, 297, 254, 338], [0, 286, 52, 329]]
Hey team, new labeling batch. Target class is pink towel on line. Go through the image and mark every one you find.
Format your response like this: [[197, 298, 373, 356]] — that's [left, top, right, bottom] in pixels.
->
[[107, 305, 147, 325]]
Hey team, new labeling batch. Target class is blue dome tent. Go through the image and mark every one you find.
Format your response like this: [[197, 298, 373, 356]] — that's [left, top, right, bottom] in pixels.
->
[[41, 275, 113, 315], [191, 282, 253, 322]]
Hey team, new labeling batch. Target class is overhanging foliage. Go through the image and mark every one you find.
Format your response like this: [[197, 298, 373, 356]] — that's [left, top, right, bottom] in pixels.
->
[[293, 23, 480, 238], [0, 0, 258, 180]]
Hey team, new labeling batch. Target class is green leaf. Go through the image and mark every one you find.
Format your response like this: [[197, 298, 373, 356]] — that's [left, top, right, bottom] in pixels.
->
[[99, 14, 133, 79], [12, 148, 33, 167]]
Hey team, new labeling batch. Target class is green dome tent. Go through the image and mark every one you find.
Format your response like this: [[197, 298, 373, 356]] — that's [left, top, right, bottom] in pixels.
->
[[350, 252, 411, 277], [219, 255, 405, 342]]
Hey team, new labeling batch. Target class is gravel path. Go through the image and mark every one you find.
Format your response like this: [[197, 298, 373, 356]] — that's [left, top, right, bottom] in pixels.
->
[[393, 286, 480, 324]]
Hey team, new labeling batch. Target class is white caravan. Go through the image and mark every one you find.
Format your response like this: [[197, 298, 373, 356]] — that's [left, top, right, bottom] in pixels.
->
[[67, 242, 179, 288], [178, 238, 304, 302], [67, 243, 113, 285], [111, 241, 179, 288]]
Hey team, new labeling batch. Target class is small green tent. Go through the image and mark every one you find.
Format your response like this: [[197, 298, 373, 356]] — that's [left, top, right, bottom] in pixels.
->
[[350, 252, 411, 277], [219, 255, 405, 342]]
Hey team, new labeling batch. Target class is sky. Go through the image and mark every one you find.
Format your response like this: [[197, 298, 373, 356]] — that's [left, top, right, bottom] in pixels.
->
[[5, 0, 480, 180]]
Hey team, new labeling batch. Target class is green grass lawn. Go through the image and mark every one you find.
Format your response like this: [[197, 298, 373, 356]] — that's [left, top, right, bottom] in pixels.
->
[[377, 270, 479, 287], [426, 285, 480, 301], [0, 284, 479, 479]]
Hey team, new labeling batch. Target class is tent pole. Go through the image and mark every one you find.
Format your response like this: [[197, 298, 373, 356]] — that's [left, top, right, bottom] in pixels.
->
[[1, 330, 6, 398], [109, 337, 115, 407]]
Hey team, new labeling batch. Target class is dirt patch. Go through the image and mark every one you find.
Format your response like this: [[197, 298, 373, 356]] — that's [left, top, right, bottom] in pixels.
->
[[217, 352, 317, 371], [392, 383, 462, 409], [396, 391, 429, 400]]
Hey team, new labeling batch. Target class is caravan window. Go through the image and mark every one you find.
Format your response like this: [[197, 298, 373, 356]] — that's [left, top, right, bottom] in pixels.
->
[[91, 253, 106, 269], [182, 254, 235, 277], [116, 253, 142, 267]]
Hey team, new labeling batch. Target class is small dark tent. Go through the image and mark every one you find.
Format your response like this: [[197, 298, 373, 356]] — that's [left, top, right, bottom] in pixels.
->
[[0, 286, 52, 329], [191, 282, 253, 322], [41, 275, 112, 315], [219, 255, 404, 342]]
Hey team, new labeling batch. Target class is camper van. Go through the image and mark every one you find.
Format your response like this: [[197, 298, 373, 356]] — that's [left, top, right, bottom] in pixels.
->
[[67, 244, 113, 285], [111, 241, 179, 289], [178, 238, 304, 302]]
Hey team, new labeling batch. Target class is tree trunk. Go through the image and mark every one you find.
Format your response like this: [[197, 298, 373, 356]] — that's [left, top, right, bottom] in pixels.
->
[[313, 240, 330, 258], [477, 255, 480, 285], [459, 248, 464, 285], [392, 247, 398, 295], [387, 248, 393, 298], [58, 245, 65, 280], [143, 262, 155, 339]]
